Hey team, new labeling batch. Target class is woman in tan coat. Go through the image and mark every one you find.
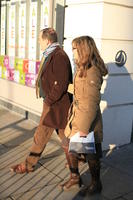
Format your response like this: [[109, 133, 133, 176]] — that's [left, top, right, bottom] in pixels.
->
[[60, 36, 108, 195]]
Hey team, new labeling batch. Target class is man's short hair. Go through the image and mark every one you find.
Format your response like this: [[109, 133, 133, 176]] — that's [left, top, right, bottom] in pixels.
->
[[41, 28, 58, 43]]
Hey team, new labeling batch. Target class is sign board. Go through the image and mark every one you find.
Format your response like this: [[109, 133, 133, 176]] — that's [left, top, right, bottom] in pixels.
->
[[40, 0, 49, 57], [18, 2, 26, 58], [41, 0, 49, 29], [28, 1, 38, 59], [8, 2, 16, 56], [0, 1, 6, 55]]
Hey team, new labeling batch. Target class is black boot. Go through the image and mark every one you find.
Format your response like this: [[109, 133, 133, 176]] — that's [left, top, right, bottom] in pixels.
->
[[79, 159, 102, 196], [88, 159, 102, 194]]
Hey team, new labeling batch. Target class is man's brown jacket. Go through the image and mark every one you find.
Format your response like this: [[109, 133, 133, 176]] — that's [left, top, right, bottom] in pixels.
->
[[41, 46, 72, 129]]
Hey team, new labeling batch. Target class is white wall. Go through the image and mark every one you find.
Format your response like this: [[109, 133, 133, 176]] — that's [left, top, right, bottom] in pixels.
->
[[64, 0, 104, 73], [0, 79, 43, 115], [101, 1, 133, 149]]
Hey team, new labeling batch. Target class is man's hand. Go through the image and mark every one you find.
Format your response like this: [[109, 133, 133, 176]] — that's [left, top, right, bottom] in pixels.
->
[[67, 84, 74, 94]]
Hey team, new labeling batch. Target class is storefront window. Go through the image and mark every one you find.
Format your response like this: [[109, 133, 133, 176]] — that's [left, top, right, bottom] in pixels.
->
[[0, 0, 51, 87]]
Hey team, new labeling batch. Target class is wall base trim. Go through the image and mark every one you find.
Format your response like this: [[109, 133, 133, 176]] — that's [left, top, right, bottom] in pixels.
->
[[0, 99, 40, 124]]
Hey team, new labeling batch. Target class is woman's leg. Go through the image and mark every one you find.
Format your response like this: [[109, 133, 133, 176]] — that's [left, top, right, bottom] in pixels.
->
[[88, 158, 102, 194], [79, 143, 103, 196], [60, 137, 81, 190]]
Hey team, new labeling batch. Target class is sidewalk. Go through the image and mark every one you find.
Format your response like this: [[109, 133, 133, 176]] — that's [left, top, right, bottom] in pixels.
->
[[0, 106, 133, 200]]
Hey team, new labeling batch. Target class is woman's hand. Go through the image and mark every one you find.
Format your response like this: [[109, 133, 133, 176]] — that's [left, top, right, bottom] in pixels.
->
[[79, 131, 87, 137]]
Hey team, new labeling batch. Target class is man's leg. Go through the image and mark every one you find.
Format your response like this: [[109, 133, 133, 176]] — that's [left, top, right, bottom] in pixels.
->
[[10, 101, 54, 173], [26, 100, 53, 169], [10, 125, 54, 173], [26, 125, 54, 169]]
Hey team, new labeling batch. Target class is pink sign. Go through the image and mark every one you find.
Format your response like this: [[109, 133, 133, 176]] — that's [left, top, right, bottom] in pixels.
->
[[25, 73, 36, 87]]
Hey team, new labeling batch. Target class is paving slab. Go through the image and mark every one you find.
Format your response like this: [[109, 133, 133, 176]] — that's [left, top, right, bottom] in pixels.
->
[[0, 126, 35, 150], [124, 191, 133, 200], [100, 165, 133, 199], [1, 166, 61, 199], [0, 144, 31, 170], [111, 198, 125, 200], [0, 106, 133, 200], [104, 144, 133, 177]]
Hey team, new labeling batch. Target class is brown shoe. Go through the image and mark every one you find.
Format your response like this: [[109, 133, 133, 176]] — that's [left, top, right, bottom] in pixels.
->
[[10, 163, 34, 174], [59, 174, 82, 191]]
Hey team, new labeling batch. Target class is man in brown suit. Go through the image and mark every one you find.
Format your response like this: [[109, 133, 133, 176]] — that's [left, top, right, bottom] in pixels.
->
[[10, 28, 72, 173]]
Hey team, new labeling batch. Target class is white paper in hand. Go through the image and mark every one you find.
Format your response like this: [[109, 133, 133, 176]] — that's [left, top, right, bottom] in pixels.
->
[[69, 131, 96, 154]]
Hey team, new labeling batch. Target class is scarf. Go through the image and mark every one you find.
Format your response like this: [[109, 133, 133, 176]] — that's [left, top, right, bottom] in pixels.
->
[[35, 42, 60, 98], [43, 42, 60, 58]]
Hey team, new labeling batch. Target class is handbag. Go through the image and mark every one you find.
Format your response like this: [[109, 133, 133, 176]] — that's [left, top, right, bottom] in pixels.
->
[[69, 131, 96, 154]]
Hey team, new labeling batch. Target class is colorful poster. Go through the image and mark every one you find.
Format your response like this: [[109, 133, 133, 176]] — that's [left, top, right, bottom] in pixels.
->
[[0, 1, 6, 55], [28, 1, 38, 60], [41, 0, 49, 29], [40, 0, 49, 57], [8, 2, 16, 57], [18, 2, 26, 58]]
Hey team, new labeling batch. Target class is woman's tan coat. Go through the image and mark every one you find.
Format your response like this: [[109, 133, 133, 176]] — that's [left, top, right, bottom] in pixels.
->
[[65, 65, 104, 143]]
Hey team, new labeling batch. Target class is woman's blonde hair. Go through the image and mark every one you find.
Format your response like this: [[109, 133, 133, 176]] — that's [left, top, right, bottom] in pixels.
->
[[72, 36, 108, 77]]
